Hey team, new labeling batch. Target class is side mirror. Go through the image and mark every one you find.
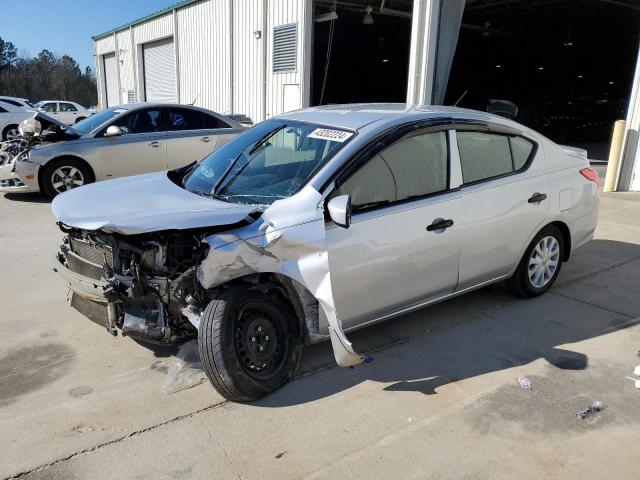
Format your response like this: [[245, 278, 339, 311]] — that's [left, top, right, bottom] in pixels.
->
[[327, 194, 352, 229], [104, 125, 123, 137]]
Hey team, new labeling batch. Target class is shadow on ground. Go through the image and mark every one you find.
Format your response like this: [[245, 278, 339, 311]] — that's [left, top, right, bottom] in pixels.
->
[[256, 239, 640, 407], [3, 192, 49, 204]]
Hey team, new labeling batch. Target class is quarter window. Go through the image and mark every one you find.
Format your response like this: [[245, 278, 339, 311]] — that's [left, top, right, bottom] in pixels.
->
[[204, 114, 231, 129], [336, 131, 449, 211], [0, 106, 7, 113], [510, 136, 535, 170]]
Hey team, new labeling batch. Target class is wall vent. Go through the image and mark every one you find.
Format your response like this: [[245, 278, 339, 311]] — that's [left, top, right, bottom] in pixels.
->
[[273, 23, 297, 73], [127, 90, 135, 103]]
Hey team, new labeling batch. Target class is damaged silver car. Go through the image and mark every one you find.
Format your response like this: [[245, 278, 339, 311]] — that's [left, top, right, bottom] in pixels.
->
[[52, 104, 599, 401]]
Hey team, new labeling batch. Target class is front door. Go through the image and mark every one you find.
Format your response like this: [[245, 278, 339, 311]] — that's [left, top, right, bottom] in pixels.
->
[[326, 126, 464, 329], [96, 108, 168, 180]]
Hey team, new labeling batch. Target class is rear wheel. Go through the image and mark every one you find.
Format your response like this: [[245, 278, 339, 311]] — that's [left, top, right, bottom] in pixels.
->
[[41, 158, 93, 198], [198, 287, 302, 402], [3, 125, 20, 141], [507, 225, 564, 297]]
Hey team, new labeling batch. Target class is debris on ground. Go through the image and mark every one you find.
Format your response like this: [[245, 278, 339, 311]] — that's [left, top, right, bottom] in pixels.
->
[[162, 340, 207, 394], [634, 365, 640, 376], [517, 377, 531, 389], [275, 451, 287, 459], [576, 401, 605, 419]]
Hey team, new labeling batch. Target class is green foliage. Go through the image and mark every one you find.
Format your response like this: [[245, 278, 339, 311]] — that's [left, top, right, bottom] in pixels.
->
[[0, 36, 97, 107]]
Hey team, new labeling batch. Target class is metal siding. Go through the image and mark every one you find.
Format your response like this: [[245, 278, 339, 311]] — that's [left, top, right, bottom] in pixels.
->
[[143, 37, 177, 103], [176, 0, 231, 113], [232, 0, 265, 123], [266, 0, 311, 118], [116, 30, 135, 104], [95, 36, 115, 55], [133, 14, 174, 44]]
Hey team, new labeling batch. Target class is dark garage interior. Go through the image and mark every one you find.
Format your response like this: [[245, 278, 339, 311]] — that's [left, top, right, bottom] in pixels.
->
[[312, 0, 639, 161], [445, 0, 640, 160]]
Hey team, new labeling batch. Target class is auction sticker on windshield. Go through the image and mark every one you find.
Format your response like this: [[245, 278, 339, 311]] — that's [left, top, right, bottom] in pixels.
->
[[308, 128, 353, 143]]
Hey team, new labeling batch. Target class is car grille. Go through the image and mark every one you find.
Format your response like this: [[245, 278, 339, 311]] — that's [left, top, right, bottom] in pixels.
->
[[69, 237, 113, 268], [66, 251, 105, 280], [70, 294, 108, 327]]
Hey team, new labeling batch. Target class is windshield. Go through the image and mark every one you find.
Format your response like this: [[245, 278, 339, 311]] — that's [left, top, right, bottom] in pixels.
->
[[183, 120, 354, 208], [73, 107, 126, 134]]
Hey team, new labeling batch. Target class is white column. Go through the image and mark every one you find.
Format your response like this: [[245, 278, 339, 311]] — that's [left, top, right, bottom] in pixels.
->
[[621, 44, 640, 191], [406, 0, 440, 105]]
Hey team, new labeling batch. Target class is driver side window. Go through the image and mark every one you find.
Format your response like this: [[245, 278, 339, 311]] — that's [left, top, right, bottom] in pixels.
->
[[111, 109, 162, 135], [335, 130, 449, 212]]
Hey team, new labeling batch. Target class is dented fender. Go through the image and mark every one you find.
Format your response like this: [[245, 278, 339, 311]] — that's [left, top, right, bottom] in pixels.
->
[[196, 185, 363, 367]]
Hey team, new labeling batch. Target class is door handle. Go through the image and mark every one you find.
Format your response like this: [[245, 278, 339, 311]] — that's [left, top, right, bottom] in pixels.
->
[[427, 218, 454, 232], [149, 141, 160, 147], [528, 192, 547, 203], [201, 137, 211, 143]]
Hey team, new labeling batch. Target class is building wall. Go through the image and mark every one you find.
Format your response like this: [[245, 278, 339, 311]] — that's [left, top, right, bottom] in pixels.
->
[[92, 0, 314, 122]]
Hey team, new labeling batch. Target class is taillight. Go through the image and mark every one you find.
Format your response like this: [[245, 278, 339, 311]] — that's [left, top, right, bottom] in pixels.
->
[[580, 167, 600, 186]]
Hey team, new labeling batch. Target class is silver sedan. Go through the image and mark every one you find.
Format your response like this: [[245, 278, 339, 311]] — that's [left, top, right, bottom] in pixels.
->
[[52, 104, 599, 401], [0, 103, 244, 197]]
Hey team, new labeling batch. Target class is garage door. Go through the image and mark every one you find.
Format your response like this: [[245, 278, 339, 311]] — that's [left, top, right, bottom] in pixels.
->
[[143, 37, 176, 103], [103, 53, 119, 108]]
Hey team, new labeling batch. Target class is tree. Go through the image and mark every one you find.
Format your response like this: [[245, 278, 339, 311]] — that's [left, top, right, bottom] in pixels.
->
[[0, 36, 97, 106]]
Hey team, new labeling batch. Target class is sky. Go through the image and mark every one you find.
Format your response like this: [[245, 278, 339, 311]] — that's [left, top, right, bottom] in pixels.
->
[[0, 0, 180, 71]]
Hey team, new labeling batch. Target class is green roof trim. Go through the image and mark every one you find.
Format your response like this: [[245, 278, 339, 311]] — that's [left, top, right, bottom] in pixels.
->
[[92, 0, 203, 40]]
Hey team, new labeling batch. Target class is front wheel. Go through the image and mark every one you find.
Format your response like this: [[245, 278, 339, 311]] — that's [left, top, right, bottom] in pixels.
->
[[507, 225, 564, 297], [198, 287, 302, 402], [41, 158, 93, 198]]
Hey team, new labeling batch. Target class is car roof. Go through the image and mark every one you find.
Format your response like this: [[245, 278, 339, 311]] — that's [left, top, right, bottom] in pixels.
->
[[277, 103, 527, 132], [111, 103, 239, 124]]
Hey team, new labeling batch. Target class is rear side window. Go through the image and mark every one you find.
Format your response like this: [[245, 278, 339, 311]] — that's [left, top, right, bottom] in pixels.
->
[[204, 114, 232, 129], [0, 105, 7, 113], [60, 102, 77, 112], [0, 99, 21, 107], [336, 131, 448, 211], [457, 131, 534, 184], [168, 108, 204, 131]]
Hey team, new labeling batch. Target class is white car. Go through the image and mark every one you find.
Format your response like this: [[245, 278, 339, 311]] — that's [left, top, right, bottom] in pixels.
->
[[0, 97, 33, 109], [0, 102, 34, 140], [51, 103, 600, 401], [33, 101, 92, 125]]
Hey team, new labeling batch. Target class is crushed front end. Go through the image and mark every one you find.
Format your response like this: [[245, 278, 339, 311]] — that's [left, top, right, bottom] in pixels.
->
[[54, 226, 207, 344]]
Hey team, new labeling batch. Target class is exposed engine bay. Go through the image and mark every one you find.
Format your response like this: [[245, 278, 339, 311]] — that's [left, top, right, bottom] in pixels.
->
[[0, 113, 77, 167], [57, 226, 209, 343]]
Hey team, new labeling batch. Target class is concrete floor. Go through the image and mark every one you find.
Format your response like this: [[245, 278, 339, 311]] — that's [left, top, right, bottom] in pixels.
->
[[1, 190, 640, 479]]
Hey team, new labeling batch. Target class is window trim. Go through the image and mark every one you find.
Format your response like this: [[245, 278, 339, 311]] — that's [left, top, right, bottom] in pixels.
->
[[328, 119, 455, 216], [453, 123, 538, 187]]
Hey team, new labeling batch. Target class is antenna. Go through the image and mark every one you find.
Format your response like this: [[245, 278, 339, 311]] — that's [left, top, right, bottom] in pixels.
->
[[452, 90, 468, 107], [190, 93, 201, 106]]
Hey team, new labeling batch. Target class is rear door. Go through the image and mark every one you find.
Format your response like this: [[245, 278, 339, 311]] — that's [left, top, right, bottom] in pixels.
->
[[95, 107, 168, 179], [453, 125, 549, 289], [165, 108, 219, 169], [326, 123, 465, 329]]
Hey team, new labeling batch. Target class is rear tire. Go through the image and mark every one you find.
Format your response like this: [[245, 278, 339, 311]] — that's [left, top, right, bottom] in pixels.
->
[[198, 287, 302, 402], [41, 158, 93, 198], [507, 224, 564, 298]]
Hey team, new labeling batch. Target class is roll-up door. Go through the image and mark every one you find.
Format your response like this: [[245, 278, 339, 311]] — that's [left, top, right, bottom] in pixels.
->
[[103, 53, 119, 108], [143, 37, 176, 103]]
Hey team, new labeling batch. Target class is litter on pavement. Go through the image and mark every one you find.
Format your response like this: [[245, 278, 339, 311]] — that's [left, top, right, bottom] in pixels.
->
[[577, 401, 605, 419]]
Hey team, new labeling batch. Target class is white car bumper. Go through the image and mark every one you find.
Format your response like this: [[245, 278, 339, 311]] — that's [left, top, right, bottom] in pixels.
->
[[0, 161, 40, 193]]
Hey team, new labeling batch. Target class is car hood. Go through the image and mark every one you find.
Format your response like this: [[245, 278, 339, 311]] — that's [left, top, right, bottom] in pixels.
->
[[51, 172, 258, 235]]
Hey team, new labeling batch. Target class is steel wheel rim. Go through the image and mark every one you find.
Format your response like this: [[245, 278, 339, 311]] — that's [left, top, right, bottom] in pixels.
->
[[528, 235, 560, 288], [5, 128, 20, 140], [51, 166, 85, 193], [234, 305, 288, 379]]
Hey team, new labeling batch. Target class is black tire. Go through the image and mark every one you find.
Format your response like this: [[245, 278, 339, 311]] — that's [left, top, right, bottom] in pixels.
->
[[41, 158, 93, 198], [507, 224, 564, 298], [2, 124, 19, 141], [198, 287, 302, 402]]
